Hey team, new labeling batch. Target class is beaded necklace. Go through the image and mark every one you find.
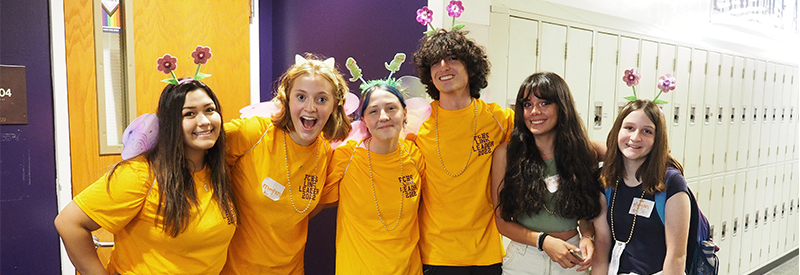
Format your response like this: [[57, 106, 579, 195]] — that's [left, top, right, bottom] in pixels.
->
[[610, 178, 647, 243], [282, 130, 319, 214], [365, 138, 405, 231], [434, 99, 478, 177]]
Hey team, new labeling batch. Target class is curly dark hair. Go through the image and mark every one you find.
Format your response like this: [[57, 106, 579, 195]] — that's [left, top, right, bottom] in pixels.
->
[[413, 29, 489, 100], [498, 72, 601, 222]]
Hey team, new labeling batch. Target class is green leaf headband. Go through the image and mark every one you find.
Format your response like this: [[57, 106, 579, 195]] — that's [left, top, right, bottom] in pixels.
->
[[345, 53, 406, 94], [157, 45, 213, 85], [621, 68, 676, 104], [416, 0, 466, 35]]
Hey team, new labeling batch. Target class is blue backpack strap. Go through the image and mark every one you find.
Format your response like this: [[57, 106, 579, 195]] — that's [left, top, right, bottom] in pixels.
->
[[605, 186, 613, 207], [654, 168, 682, 225]]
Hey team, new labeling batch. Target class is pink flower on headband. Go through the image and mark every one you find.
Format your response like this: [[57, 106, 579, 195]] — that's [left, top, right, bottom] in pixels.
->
[[657, 73, 676, 94], [157, 54, 177, 74], [192, 46, 212, 65], [446, 1, 464, 18], [622, 68, 640, 87], [416, 6, 433, 26]]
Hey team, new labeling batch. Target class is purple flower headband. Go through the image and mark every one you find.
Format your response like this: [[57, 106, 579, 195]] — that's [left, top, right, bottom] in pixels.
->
[[157, 45, 213, 85], [416, 0, 465, 35], [622, 68, 675, 104]]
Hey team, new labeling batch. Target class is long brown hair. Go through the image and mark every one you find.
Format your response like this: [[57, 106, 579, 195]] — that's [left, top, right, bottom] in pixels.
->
[[600, 99, 683, 194], [109, 80, 238, 236], [498, 72, 601, 221], [271, 53, 351, 141]]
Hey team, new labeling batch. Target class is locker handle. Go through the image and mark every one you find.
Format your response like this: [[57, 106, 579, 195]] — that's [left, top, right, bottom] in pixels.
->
[[764, 208, 769, 224], [763, 107, 768, 122], [782, 203, 786, 218], [773, 205, 778, 221], [710, 225, 715, 240], [733, 218, 738, 236], [717, 106, 723, 124], [772, 108, 777, 122], [593, 104, 602, 128], [673, 106, 680, 125], [741, 107, 747, 123], [690, 106, 696, 124], [704, 106, 711, 124], [721, 222, 726, 241], [754, 211, 759, 228], [781, 108, 786, 121], [730, 107, 735, 123], [745, 214, 750, 231]]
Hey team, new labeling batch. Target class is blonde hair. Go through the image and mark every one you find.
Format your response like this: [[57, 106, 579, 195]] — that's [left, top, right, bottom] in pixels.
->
[[272, 53, 351, 141]]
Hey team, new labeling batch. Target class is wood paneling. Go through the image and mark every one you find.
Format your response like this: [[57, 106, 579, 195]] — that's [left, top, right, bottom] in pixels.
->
[[64, 0, 250, 270]]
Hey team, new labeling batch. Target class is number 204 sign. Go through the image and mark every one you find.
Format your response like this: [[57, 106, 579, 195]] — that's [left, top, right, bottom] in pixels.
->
[[0, 65, 27, 124]]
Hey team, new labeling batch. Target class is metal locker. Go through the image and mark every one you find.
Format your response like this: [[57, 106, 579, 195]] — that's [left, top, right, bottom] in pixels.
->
[[738, 169, 758, 272], [752, 167, 770, 266], [778, 65, 794, 163], [506, 17, 539, 107], [708, 176, 726, 268], [748, 61, 766, 168], [727, 56, 745, 172], [669, 46, 691, 167], [713, 54, 733, 174], [487, 10, 511, 108], [737, 58, 756, 170], [767, 165, 781, 259], [721, 173, 739, 275], [564, 27, 593, 126], [588, 32, 618, 142], [538, 22, 566, 76], [684, 49, 708, 179], [772, 64, 786, 163], [699, 52, 720, 176], [614, 36, 640, 119], [638, 40, 658, 99], [791, 68, 799, 161], [758, 63, 775, 166]]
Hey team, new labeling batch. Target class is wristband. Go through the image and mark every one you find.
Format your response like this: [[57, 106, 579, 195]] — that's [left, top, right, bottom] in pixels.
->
[[537, 232, 549, 251], [581, 235, 594, 242]]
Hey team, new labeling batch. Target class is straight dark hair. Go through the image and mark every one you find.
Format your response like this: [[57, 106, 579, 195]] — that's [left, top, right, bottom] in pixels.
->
[[498, 72, 601, 221], [600, 99, 684, 194], [108, 80, 238, 237]]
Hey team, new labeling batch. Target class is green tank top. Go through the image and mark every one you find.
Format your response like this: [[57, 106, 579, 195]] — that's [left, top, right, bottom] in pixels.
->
[[515, 157, 579, 233]]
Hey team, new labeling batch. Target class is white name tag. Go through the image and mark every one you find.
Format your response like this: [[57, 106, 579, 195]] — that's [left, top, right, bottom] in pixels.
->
[[545, 175, 560, 193], [628, 197, 655, 218], [262, 177, 285, 201]]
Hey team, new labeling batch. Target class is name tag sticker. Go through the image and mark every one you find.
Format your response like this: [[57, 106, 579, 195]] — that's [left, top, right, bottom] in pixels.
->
[[628, 197, 655, 218], [262, 177, 285, 201], [545, 175, 560, 193]]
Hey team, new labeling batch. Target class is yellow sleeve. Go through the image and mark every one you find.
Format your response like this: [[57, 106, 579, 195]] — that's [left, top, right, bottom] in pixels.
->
[[73, 159, 153, 234], [321, 140, 357, 204], [224, 116, 272, 166], [488, 103, 515, 143]]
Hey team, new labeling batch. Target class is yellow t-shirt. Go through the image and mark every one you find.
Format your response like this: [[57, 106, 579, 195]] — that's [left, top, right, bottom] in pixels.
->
[[74, 157, 235, 274], [222, 116, 335, 275], [326, 139, 425, 275], [414, 98, 514, 266]]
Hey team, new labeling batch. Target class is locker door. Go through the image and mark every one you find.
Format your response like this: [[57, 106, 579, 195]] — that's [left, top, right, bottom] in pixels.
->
[[564, 27, 593, 126], [790, 67, 799, 161], [670, 46, 691, 166], [588, 32, 618, 142], [773, 65, 786, 162], [778, 66, 794, 162], [737, 59, 756, 170], [699, 52, 720, 176], [638, 40, 658, 99], [753, 167, 770, 266], [727, 56, 744, 172], [713, 54, 733, 173], [539, 22, 566, 76], [488, 11, 510, 107], [777, 164, 790, 255], [738, 169, 758, 272], [614, 36, 640, 118], [759, 63, 775, 165], [748, 61, 766, 168], [767, 64, 782, 164], [792, 161, 799, 249], [684, 49, 708, 179], [507, 17, 539, 106], [721, 173, 739, 275], [707, 176, 725, 266], [768, 165, 782, 259]]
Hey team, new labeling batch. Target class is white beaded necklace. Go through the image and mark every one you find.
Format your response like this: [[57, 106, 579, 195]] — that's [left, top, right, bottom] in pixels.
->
[[282, 130, 319, 214], [434, 99, 478, 177], [365, 138, 405, 231]]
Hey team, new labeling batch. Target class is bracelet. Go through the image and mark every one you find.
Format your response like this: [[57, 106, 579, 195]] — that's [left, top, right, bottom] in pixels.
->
[[537, 232, 549, 251], [581, 235, 594, 242]]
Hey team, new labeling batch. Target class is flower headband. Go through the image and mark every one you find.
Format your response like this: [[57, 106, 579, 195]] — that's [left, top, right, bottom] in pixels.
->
[[417, 0, 465, 35], [622, 68, 676, 104], [157, 45, 213, 85]]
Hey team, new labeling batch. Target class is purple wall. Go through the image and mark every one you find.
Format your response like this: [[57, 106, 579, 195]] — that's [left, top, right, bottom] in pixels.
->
[[0, 0, 61, 273], [261, 1, 426, 274]]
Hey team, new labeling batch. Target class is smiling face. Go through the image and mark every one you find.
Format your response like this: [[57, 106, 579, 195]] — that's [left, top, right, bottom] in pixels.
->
[[182, 89, 221, 161], [617, 109, 656, 163], [522, 92, 559, 138], [431, 55, 470, 98], [363, 88, 406, 143], [287, 73, 335, 146]]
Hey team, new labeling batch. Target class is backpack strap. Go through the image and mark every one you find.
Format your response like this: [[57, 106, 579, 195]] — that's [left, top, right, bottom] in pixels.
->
[[605, 186, 613, 207], [654, 168, 683, 225]]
